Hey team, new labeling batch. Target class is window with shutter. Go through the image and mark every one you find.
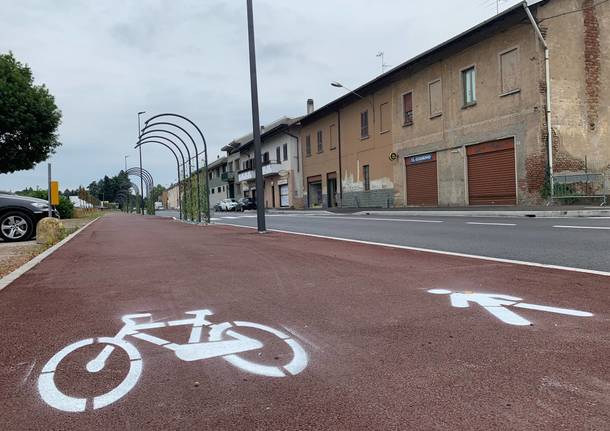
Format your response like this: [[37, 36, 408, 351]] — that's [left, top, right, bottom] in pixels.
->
[[462, 67, 476, 106], [428, 80, 442, 117], [317, 130, 323, 153], [360, 111, 369, 138], [500, 48, 519, 95], [403, 92, 413, 126], [380, 102, 390, 133]]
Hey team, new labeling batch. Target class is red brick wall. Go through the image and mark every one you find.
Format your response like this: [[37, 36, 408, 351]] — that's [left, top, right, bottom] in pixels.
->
[[583, 0, 601, 131]]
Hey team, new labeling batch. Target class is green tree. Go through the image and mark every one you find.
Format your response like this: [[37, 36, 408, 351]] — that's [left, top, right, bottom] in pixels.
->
[[150, 184, 166, 202], [0, 52, 62, 174]]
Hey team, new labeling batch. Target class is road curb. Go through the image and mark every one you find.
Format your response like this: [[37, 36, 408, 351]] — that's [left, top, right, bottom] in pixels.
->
[[0, 217, 100, 293]]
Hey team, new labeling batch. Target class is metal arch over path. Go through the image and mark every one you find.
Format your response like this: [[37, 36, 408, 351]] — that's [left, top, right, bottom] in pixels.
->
[[141, 121, 201, 222], [126, 168, 153, 194], [143, 113, 210, 223], [125, 167, 154, 211], [135, 139, 185, 220], [136, 134, 191, 218], [126, 167, 154, 188], [129, 182, 140, 196]]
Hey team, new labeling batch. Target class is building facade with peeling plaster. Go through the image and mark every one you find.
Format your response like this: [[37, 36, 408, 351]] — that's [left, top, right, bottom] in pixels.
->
[[299, 0, 610, 208]]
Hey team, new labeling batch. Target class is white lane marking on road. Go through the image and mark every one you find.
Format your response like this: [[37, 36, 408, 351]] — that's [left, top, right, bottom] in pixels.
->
[[212, 222, 610, 277], [553, 225, 610, 230], [466, 222, 516, 226], [280, 215, 444, 223], [428, 289, 593, 326]]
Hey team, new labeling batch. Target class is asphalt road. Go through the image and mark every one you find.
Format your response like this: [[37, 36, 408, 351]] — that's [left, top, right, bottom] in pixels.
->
[[1, 213, 608, 430], [162, 210, 610, 273]]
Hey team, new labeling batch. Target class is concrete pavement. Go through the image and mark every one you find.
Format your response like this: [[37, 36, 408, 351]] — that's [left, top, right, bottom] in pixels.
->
[[1, 213, 608, 430]]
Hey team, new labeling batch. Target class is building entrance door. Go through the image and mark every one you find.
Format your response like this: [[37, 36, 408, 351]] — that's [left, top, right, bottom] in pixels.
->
[[327, 173, 337, 208], [307, 175, 323, 208], [279, 184, 289, 207]]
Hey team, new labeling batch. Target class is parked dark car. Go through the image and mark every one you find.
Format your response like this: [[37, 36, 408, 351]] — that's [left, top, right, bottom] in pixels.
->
[[0, 192, 59, 242], [237, 197, 256, 211]]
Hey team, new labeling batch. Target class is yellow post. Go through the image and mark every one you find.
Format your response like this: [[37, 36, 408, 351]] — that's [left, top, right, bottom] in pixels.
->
[[50, 181, 59, 205]]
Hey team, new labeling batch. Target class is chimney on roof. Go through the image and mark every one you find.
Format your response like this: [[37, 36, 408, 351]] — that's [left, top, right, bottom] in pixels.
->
[[307, 99, 314, 114]]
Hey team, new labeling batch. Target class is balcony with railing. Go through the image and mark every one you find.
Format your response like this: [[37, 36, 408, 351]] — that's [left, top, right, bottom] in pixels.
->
[[221, 171, 235, 182], [237, 160, 283, 182]]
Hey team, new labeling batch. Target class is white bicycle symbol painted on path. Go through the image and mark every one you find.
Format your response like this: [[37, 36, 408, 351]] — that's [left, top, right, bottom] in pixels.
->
[[38, 310, 308, 412]]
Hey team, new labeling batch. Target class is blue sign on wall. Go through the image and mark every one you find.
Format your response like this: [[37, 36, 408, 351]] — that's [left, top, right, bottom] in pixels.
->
[[409, 153, 433, 164]]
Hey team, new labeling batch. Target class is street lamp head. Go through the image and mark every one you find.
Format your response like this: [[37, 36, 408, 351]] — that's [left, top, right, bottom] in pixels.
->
[[330, 82, 343, 88], [138, 111, 146, 115]]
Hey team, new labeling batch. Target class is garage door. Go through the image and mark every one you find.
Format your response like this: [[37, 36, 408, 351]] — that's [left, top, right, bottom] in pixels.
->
[[467, 139, 516, 205], [406, 153, 438, 206]]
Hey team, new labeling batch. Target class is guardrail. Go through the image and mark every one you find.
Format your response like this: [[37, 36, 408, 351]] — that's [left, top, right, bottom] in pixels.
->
[[553, 171, 608, 206]]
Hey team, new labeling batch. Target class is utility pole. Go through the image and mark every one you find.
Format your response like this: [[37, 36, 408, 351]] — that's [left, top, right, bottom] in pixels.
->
[[246, 0, 266, 232]]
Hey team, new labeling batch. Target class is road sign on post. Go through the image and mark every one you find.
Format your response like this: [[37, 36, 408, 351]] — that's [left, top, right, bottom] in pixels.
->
[[50, 181, 59, 206]]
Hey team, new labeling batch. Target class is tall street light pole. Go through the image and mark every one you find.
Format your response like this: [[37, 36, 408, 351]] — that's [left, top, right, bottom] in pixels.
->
[[138, 111, 146, 214], [246, 0, 266, 232], [124, 155, 129, 171]]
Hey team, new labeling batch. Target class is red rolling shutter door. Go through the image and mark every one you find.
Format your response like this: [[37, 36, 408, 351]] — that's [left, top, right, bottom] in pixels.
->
[[406, 153, 438, 206], [467, 139, 516, 205]]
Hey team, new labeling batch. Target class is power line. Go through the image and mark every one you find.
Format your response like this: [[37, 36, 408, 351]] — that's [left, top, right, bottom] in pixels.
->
[[538, 0, 609, 23]]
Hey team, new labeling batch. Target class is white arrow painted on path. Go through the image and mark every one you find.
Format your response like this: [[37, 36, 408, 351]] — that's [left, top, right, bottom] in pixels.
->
[[428, 289, 593, 326]]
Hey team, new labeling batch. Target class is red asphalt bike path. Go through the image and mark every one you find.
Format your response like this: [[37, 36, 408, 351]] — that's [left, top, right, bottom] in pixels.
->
[[0, 213, 608, 430]]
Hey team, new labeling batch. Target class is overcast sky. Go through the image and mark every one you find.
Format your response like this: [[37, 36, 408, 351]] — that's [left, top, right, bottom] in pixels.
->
[[0, 0, 519, 192]]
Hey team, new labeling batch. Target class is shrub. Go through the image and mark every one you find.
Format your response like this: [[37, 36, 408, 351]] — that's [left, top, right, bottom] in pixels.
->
[[57, 195, 74, 219]]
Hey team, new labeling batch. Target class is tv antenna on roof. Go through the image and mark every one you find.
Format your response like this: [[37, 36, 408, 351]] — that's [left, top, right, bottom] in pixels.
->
[[376, 51, 391, 74]]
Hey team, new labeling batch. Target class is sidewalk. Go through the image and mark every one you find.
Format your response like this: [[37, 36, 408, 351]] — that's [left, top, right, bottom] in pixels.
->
[[267, 205, 610, 217]]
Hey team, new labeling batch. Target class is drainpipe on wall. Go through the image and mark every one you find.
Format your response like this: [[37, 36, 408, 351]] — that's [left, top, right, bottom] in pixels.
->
[[337, 109, 343, 207], [524, 3, 554, 199], [281, 130, 300, 172]]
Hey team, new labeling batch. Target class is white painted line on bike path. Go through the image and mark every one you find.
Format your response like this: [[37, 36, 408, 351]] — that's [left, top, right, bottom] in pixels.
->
[[0, 217, 101, 293], [553, 225, 610, 230], [213, 222, 610, 277]]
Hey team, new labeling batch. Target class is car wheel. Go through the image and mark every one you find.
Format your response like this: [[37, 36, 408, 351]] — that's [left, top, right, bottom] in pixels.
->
[[0, 211, 35, 242]]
